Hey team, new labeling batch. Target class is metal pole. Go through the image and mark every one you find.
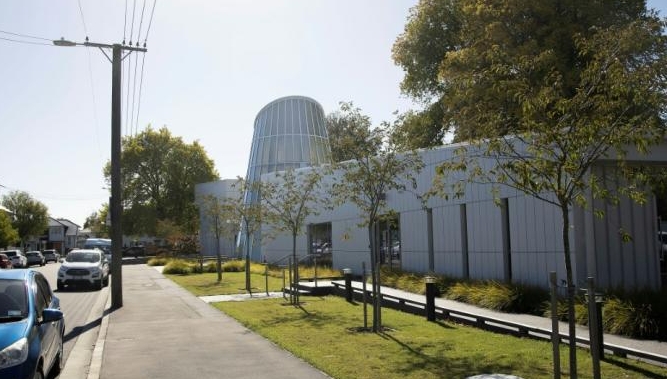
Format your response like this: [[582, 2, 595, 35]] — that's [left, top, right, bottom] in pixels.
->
[[343, 268, 353, 302], [587, 277, 601, 379], [425, 276, 436, 322], [110, 44, 123, 309], [550, 272, 560, 379]]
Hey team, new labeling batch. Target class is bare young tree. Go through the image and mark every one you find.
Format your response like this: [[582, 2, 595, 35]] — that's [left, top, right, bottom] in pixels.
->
[[330, 124, 423, 332], [260, 168, 325, 305]]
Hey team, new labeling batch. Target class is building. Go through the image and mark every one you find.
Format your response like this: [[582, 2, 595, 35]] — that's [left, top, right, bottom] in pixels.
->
[[256, 142, 666, 291], [45, 218, 80, 254], [196, 95, 666, 291], [195, 179, 241, 258]]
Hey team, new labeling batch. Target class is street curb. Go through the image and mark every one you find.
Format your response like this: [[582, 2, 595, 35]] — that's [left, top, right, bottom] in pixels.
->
[[59, 286, 109, 379], [86, 289, 111, 379]]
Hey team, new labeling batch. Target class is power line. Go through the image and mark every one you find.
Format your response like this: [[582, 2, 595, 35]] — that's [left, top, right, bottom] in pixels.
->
[[129, 0, 138, 43], [0, 36, 52, 46], [0, 30, 52, 41], [123, 0, 128, 44], [77, 0, 89, 37], [133, 53, 147, 134], [143, 0, 157, 45]]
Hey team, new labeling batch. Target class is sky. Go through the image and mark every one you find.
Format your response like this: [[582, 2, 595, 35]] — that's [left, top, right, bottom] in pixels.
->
[[1, 0, 666, 228]]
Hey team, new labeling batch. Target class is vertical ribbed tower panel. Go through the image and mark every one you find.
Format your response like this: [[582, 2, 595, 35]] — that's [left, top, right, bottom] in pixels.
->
[[245, 95, 331, 183], [242, 96, 331, 261]]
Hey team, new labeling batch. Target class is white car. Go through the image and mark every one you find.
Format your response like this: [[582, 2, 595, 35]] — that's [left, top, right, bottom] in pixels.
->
[[2, 250, 27, 268], [57, 249, 110, 291]]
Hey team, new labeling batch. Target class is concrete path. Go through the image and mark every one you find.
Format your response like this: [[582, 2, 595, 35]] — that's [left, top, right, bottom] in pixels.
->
[[62, 264, 330, 379]]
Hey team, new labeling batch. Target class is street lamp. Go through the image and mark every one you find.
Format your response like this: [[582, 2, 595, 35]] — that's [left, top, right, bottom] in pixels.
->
[[53, 37, 147, 309]]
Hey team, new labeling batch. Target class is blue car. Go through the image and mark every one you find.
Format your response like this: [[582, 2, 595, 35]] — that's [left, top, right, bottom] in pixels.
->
[[0, 269, 64, 379]]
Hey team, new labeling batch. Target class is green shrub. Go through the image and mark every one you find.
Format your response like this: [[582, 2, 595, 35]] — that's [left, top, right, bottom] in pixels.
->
[[162, 259, 193, 275], [147, 257, 170, 266], [223, 259, 245, 272]]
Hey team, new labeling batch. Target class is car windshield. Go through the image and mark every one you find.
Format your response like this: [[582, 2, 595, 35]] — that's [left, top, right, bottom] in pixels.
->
[[66, 252, 100, 263], [4, 251, 17, 257], [0, 279, 28, 321], [26, 252, 38, 256]]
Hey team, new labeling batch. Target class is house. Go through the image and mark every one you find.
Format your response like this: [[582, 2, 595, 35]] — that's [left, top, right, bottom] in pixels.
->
[[46, 218, 80, 254]]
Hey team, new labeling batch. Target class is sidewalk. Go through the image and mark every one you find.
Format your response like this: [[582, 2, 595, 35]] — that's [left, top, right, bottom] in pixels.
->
[[62, 264, 667, 379], [63, 264, 331, 379]]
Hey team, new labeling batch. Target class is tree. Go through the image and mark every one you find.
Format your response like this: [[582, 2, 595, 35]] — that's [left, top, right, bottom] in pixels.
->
[[220, 178, 263, 294], [1, 191, 48, 247], [433, 7, 667, 377], [330, 122, 423, 332], [0, 211, 19, 248], [199, 195, 239, 282], [83, 205, 110, 238], [326, 101, 377, 162], [260, 168, 325, 305], [105, 126, 219, 236], [392, 0, 659, 145]]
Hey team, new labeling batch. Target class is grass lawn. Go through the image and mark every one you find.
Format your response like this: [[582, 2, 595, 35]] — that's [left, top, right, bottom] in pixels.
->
[[166, 271, 286, 296], [211, 296, 667, 379]]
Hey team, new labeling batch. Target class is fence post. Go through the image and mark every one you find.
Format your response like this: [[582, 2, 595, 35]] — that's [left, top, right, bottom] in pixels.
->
[[425, 276, 436, 322], [343, 268, 353, 302], [586, 277, 602, 379]]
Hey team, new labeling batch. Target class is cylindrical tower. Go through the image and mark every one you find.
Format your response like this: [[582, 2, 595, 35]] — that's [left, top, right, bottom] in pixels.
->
[[245, 95, 331, 182], [242, 96, 332, 261]]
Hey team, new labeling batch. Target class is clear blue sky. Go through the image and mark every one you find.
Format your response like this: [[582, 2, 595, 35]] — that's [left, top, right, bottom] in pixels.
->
[[1, 0, 665, 227]]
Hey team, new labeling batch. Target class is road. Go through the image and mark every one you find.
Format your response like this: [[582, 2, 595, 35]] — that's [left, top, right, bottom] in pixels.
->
[[30, 261, 108, 373]]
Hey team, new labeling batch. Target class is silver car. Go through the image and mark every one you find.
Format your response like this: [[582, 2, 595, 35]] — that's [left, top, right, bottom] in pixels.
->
[[2, 250, 26, 268]]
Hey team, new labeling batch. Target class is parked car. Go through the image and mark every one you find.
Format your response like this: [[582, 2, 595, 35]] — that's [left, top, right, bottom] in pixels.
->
[[41, 250, 59, 264], [0, 269, 65, 379], [2, 250, 26, 268], [57, 249, 110, 291], [0, 254, 12, 269], [24, 251, 45, 267], [659, 231, 667, 259]]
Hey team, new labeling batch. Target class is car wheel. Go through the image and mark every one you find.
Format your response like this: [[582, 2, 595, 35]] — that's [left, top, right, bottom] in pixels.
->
[[57, 281, 64, 291], [103, 275, 109, 287], [95, 279, 103, 290]]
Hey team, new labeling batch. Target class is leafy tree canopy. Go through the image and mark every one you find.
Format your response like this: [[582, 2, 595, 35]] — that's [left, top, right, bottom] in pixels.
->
[[0, 211, 19, 248], [1, 190, 48, 243], [392, 0, 661, 144], [326, 101, 378, 162], [83, 204, 109, 238], [104, 126, 219, 236]]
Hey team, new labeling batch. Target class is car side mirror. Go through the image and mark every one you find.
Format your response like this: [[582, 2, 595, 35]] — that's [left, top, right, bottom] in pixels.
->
[[41, 308, 64, 324]]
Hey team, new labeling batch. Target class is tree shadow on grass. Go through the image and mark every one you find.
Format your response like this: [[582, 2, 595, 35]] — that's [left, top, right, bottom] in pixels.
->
[[602, 355, 667, 379], [377, 330, 550, 379]]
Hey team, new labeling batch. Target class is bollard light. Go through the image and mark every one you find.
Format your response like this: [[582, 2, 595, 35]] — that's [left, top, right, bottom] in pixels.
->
[[424, 275, 436, 284]]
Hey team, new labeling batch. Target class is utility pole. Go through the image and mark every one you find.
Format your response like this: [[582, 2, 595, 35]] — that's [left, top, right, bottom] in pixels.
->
[[54, 38, 147, 309]]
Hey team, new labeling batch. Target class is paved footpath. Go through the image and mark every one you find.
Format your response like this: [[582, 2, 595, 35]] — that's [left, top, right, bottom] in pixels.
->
[[63, 264, 330, 379]]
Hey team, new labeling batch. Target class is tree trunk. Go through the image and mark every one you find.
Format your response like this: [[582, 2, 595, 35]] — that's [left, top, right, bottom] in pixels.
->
[[561, 203, 577, 379], [368, 223, 379, 332], [293, 232, 299, 305], [216, 233, 222, 283], [245, 229, 251, 294]]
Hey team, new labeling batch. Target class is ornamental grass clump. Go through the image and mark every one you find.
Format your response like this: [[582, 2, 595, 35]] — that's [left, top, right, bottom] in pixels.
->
[[603, 296, 659, 339], [162, 259, 193, 275]]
